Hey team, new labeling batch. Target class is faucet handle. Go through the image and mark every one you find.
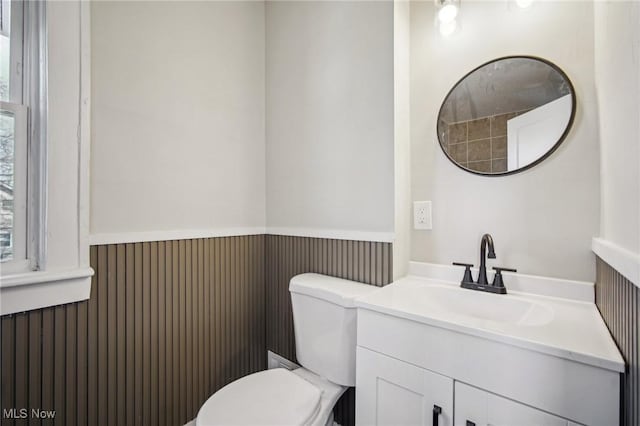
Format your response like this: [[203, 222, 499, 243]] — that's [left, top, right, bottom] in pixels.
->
[[453, 262, 474, 284], [493, 266, 517, 273], [492, 266, 517, 288]]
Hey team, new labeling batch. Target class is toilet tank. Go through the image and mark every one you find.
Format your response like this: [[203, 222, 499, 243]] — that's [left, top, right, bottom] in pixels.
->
[[289, 273, 379, 386]]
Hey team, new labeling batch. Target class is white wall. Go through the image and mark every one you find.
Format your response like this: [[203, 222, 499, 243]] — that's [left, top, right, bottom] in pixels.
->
[[90, 1, 266, 239], [594, 1, 640, 263], [410, 1, 600, 282], [265, 1, 395, 239]]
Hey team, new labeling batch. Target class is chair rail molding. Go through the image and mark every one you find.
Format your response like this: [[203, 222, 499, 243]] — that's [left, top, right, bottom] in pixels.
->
[[592, 238, 640, 288]]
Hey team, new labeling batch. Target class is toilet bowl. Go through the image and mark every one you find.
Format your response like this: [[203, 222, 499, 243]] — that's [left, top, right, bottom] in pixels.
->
[[194, 273, 378, 426]]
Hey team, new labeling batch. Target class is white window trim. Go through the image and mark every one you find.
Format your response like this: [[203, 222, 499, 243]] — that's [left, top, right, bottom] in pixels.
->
[[23, 0, 47, 271], [0, 267, 93, 313], [0, 0, 93, 315]]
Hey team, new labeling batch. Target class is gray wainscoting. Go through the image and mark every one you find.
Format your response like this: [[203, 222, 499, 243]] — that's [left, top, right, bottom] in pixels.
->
[[1, 236, 265, 426], [265, 235, 393, 426], [595, 256, 639, 426], [1, 234, 392, 426]]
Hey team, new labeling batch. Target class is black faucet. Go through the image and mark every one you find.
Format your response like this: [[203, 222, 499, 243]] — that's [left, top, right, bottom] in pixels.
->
[[453, 233, 517, 295], [477, 233, 496, 286]]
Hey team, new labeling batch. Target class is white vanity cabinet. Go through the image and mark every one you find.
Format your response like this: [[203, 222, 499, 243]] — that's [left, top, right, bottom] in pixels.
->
[[356, 347, 453, 426], [354, 306, 621, 426], [356, 346, 574, 426]]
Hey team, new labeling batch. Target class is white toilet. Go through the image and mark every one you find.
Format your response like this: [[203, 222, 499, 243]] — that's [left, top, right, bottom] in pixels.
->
[[195, 273, 378, 426]]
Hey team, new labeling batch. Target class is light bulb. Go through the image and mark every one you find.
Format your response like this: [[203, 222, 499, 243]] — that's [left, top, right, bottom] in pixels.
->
[[439, 19, 457, 37], [438, 4, 459, 23], [516, 0, 533, 8]]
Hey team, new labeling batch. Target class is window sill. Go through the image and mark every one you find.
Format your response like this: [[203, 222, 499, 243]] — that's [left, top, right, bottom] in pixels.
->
[[0, 267, 94, 315]]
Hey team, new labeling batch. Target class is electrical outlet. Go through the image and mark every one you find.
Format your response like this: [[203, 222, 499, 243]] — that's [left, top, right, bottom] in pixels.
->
[[414, 201, 432, 230]]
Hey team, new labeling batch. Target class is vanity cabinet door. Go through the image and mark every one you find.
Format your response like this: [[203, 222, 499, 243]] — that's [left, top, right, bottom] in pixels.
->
[[454, 382, 570, 426], [356, 347, 453, 426]]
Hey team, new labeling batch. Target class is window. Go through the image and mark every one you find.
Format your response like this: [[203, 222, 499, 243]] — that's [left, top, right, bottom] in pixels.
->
[[0, 0, 28, 272], [0, 0, 93, 315]]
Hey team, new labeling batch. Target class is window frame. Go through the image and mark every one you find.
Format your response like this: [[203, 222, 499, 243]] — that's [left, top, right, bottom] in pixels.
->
[[0, 0, 49, 275], [0, 101, 28, 273], [22, 0, 48, 271], [0, 0, 29, 273]]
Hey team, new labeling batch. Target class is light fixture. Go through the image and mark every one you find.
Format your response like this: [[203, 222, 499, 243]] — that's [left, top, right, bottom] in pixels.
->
[[439, 19, 458, 37], [438, 3, 459, 23], [435, 0, 460, 37]]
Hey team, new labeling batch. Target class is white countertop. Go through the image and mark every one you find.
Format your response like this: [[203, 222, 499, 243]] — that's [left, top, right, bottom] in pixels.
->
[[355, 274, 625, 373]]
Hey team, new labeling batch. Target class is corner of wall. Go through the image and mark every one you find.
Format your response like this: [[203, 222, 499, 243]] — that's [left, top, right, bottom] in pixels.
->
[[393, 0, 411, 280]]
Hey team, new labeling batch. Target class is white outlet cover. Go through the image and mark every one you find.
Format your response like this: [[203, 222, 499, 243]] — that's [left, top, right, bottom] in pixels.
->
[[414, 201, 432, 230]]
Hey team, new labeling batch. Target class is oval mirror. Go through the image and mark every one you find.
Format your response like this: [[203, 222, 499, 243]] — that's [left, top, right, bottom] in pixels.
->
[[437, 56, 576, 176]]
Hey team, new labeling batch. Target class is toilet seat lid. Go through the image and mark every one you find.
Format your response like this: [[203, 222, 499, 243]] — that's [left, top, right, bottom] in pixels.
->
[[197, 368, 322, 426]]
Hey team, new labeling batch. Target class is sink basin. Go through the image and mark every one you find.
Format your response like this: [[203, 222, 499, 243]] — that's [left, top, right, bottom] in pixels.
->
[[376, 281, 554, 328], [415, 285, 554, 326]]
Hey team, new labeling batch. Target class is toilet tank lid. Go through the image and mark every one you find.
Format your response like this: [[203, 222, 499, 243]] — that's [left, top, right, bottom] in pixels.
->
[[289, 273, 379, 308]]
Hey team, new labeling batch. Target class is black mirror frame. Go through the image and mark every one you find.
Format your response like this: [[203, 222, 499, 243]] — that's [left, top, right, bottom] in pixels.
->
[[436, 55, 577, 177]]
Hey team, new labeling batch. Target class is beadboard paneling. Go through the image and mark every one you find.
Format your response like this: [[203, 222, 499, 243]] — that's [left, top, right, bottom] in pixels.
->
[[596, 256, 639, 426], [265, 235, 393, 426], [1, 236, 265, 426], [2, 234, 392, 426]]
